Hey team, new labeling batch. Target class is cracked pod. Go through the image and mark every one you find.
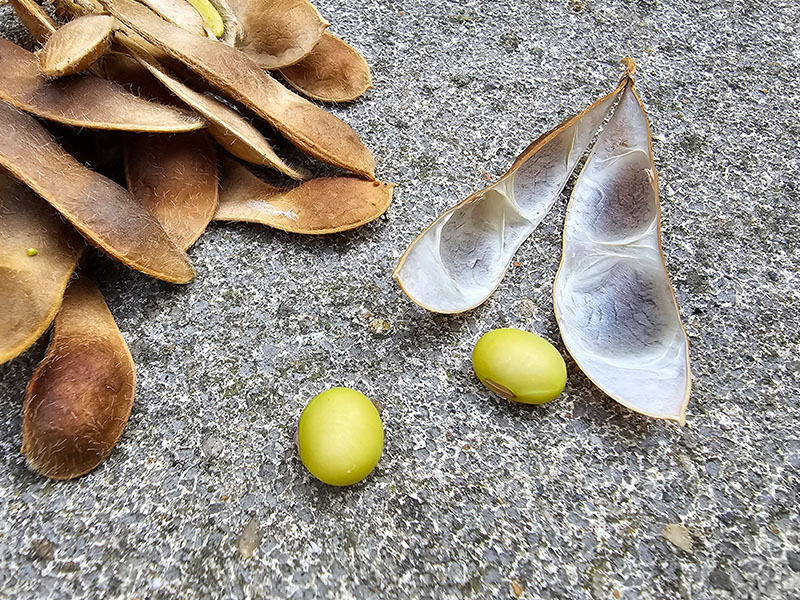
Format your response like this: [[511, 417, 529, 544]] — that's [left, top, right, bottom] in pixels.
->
[[553, 78, 691, 423]]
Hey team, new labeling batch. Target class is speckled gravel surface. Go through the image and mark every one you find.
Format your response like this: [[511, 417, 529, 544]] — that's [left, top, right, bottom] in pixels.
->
[[1, 1, 799, 598]]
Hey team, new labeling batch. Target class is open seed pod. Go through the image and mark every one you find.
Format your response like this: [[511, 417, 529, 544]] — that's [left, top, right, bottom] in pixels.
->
[[215, 156, 393, 234], [103, 0, 375, 179], [393, 78, 628, 313], [0, 39, 204, 132], [0, 101, 195, 283], [553, 75, 691, 424], [125, 131, 218, 250], [216, 0, 328, 69], [0, 173, 83, 364], [22, 276, 136, 479], [38, 14, 116, 77], [280, 31, 372, 103]]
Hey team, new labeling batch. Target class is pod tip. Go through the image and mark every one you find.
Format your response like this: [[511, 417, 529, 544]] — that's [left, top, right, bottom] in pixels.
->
[[620, 57, 636, 75]]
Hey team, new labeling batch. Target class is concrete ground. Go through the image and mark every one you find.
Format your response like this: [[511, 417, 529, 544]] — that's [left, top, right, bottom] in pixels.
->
[[1, 0, 798, 598]]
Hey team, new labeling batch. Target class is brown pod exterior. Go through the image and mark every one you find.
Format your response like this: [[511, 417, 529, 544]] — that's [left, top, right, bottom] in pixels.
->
[[0, 174, 83, 364], [9, 0, 58, 42], [38, 15, 116, 77], [125, 131, 218, 250], [103, 0, 376, 179], [215, 157, 393, 234], [131, 54, 308, 179], [280, 32, 372, 103], [0, 38, 204, 132], [22, 277, 136, 480], [0, 102, 195, 283]]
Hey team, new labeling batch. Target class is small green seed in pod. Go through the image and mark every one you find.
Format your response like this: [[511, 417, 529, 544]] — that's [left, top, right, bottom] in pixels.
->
[[472, 328, 566, 404], [297, 387, 383, 486]]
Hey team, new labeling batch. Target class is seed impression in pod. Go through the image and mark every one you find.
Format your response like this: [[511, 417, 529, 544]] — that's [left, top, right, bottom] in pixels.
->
[[393, 72, 629, 313], [219, 0, 328, 69], [0, 174, 83, 364], [553, 64, 691, 424], [38, 15, 116, 77], [297, 387, 384, 486], [472, 328, 567, 404], [22, 277, 136, 480]]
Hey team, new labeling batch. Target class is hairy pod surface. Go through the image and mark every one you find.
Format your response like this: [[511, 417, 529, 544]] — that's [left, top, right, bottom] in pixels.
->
[[22, 277, 136, 480]]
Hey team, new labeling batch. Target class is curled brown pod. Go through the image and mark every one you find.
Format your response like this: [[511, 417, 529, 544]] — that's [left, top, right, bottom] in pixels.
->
[[280, 32, 372, 103], [22, 277, 136, 480], [215, 157, 392, 234]]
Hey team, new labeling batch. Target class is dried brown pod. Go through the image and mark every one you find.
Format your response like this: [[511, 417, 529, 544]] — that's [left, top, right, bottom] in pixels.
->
[[393, 79, 627, 313], [215, 156, 393, 234], [53, 0, 105, 19], [0, 101, 195, 283], [139, 0, 205, 36], [22, 277, 136, 480], [125, 131, 218, 250], [133, 54, 309, 179], [553, 76, 691, 424], [0, 174, 83, 365], [0, 38, 204, 132], [103, 0, 376, 179], [38, 15, 116, 77], [221, 0, 328, 69], [280, 32, 372, 103], [9, 0, 57, 42]]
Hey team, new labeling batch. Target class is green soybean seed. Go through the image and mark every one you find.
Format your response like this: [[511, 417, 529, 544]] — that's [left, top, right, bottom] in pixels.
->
[[27, 248, 38, 256], [297, 387, 384, 486], [472, 328, 567, 404]]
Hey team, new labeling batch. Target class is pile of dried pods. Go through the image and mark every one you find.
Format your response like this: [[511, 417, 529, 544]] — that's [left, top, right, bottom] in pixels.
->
[[395, 61, 692, 424], [1, 0, 392, 479]]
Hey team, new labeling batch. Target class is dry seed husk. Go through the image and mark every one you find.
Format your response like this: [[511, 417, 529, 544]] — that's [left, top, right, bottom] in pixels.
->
[[22, 277, 136, 480], [0, 173, 83, 365], [134, 55, 309, 179], [280, 32, 372, 103], [9, 0, 57, 42], [0, 38, 204, 132], [225, 0, 327, 69], [215, 156, 393, 234], [393, 80, 627, 314], [125, 131, 218, 250], [139, 0, 205, 36], [38, 15, 116, 78], [553, 82, 691, 424], [0, 101, 195, 283], [103, 0, 376, 179]]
